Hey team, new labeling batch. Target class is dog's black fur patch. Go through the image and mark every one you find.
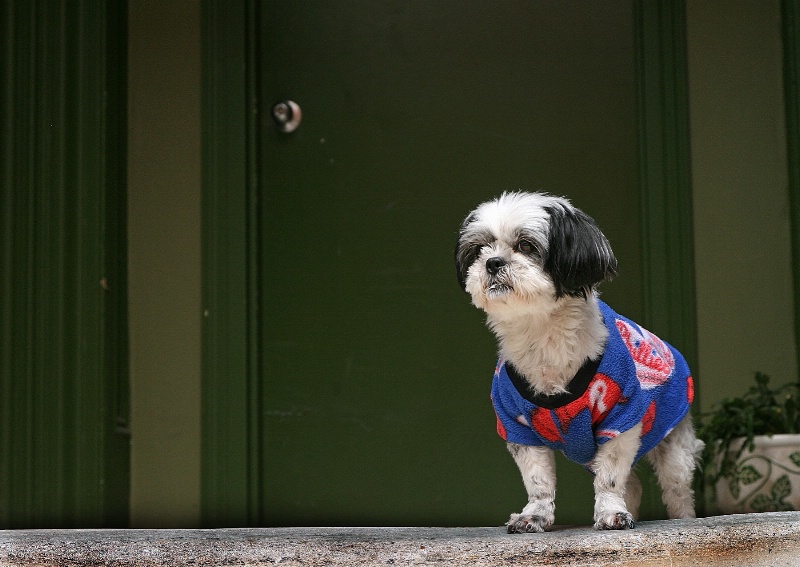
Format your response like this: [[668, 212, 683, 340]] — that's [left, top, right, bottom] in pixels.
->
[[543, 205, 617, 298]]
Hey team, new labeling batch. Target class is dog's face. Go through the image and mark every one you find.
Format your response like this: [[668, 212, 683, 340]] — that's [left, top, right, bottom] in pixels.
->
[[455, 192, 617, 317]]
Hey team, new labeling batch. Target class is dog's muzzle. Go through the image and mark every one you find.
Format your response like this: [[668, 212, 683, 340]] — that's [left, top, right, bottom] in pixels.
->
[[486, 257, 512, 296]]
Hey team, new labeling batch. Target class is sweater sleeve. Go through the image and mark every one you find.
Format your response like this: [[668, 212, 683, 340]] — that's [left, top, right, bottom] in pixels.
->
[[491, 372, 541, 446]]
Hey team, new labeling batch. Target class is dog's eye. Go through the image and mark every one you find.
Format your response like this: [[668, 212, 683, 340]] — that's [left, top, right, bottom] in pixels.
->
[[517, 240, 535, 254]]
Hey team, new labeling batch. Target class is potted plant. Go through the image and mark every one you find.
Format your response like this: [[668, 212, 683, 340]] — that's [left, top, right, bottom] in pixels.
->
[[697, 372, 800, 514]]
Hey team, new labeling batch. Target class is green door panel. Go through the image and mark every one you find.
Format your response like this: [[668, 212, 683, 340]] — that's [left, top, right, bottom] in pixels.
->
[[255, 1, 642, 526]]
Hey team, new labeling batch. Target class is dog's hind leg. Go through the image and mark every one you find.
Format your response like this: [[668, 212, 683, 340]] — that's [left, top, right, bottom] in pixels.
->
[[592, 423, 641, 530], [624, 470, 642, 521], [647, 414, 704, 519], [506, 443, 556, 533]]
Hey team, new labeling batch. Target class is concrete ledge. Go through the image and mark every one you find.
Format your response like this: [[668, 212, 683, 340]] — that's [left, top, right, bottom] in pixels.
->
[[2, 512, 800, 566]]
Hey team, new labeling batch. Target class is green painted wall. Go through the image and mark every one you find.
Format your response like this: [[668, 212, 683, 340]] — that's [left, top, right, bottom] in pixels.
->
[[687, 0, 798, 407], [128, 0, 203, 527]]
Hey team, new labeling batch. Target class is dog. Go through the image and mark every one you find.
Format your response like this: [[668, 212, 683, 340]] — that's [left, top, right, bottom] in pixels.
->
[[454, 191, 703, 533]]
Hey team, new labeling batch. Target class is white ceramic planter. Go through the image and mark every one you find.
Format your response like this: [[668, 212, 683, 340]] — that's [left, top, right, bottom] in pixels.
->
[[713, 434, 800, 514]]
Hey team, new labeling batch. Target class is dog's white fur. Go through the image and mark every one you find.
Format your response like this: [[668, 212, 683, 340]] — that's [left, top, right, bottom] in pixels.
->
[[455, 192, 703, 532]]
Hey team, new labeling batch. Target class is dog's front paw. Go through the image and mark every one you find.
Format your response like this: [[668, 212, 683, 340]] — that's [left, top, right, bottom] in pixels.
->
[[506, 513, 552, 534], [594, 511, 635, 530]]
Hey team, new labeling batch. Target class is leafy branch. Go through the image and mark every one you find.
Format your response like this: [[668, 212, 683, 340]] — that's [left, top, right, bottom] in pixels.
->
[[697, 372, 800, 488]]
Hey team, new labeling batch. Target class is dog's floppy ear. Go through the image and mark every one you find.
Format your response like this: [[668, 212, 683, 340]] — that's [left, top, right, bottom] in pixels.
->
[[544, 205, 617, 298], [454, 213, 480, 292]]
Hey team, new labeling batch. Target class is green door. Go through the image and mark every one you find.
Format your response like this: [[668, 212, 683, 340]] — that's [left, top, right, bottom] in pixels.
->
[[204, 0, 693, 526]]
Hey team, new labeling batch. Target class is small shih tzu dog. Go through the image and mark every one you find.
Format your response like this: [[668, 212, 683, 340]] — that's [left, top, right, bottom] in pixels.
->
[[454, 192, 703, 533]]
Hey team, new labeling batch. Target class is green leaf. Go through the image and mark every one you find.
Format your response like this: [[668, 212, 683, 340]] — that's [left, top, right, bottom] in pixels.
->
[[790, 451, 800, 468], [728, 477, 741, 500], [736, 465, 763, 486], [772, 474, 792, 501], [751, 493, 777, 513]]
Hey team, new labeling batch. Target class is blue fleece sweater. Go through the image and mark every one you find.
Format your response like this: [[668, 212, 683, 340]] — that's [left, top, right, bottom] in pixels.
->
[[490, 300, 694, 467]]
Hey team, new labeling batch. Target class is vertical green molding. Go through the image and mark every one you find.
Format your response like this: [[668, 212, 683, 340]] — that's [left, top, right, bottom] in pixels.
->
[[0, 0, 12, 529], [633, 0, 698, 520], [201, 0, 260, 526], [0, 1, 129, 527], [244, 0, 265, 525], [634, 0, 698, 378], [103, 0, 131, 528], [784, 0, 800, 381]]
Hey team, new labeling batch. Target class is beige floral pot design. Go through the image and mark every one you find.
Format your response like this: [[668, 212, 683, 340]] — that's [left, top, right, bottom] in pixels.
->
[[714, 434, 800, 514]]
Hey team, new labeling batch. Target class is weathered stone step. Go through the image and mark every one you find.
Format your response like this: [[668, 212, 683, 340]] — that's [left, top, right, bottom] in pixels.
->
[[2, 512, 799, 566]]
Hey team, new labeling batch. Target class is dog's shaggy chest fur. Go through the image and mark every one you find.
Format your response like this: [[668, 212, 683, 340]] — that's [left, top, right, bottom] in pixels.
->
[[490, 297, 607, 396], [455, 191, 703, 533]]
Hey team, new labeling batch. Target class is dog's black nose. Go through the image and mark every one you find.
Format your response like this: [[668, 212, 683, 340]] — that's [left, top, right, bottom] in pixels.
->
[[486, 257, 507, 275]]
